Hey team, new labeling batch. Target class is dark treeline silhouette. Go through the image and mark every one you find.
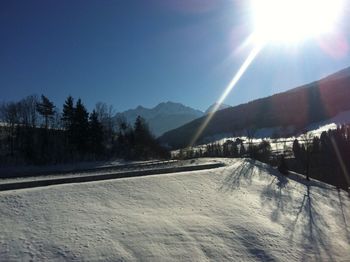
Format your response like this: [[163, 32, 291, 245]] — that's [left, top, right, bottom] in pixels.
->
[[177, 138, 273, 165], [291, 125, 350, 190], [0, 95, 170, 165]]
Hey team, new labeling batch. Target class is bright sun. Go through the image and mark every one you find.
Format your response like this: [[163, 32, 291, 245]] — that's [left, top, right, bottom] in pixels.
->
[[251, 0, 344, 44]]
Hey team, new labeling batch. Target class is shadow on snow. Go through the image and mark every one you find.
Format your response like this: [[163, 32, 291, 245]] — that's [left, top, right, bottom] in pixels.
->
[[219, 158, 350, 261]]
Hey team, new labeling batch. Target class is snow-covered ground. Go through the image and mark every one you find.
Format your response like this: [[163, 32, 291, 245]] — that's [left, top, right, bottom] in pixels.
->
[[0, 158, 349, 261]]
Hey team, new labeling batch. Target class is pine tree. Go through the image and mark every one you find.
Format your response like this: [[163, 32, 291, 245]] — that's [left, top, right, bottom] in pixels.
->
[[133, 116, 151, 158], [134, 116, 153, 145], [89, 110, 104, 155], [72, 99, 89, 153], [292, 139, 301, 160], [61, 96, 75, 130]]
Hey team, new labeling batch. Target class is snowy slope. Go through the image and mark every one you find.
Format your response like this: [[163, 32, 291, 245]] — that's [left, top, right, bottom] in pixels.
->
[[0, 159, 349, 261]]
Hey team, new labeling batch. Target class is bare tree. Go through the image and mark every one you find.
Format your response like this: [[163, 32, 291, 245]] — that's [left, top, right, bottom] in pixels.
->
[[18, 95, 38, 128], [95, 102, 116, 146]]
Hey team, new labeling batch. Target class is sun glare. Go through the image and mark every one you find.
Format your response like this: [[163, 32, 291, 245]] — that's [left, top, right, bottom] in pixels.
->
[[189, 0, 345, 146], [252, 0, 344, 43]]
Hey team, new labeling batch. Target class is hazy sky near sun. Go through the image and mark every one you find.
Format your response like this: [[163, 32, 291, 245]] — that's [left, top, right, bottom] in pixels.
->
[[1, 0, 350, 112]]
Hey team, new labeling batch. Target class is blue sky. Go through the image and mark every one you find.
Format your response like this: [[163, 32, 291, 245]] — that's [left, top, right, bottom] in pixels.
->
[[1, 0, 350, 112]]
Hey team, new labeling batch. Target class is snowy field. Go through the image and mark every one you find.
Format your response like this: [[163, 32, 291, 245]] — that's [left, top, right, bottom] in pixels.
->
[[0, 158, 349, 261]]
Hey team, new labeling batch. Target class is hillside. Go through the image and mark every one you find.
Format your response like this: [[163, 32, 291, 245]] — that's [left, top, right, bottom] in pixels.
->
[[115, 102, 204, 137], [0, 158, 349, 261], [159, 67, 350, 148], [205, 103, 231, 114]]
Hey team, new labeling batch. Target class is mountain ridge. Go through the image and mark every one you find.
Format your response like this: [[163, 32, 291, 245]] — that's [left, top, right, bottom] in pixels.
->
[[159, 66, 350, 148], [115, 101, 204, 137]]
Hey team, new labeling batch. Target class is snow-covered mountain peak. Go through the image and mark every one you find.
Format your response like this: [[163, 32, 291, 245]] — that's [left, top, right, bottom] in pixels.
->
[[115, 101, 204, 136]]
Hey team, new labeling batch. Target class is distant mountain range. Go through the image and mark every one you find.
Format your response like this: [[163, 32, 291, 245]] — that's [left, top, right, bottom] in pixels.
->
[[115, 102, 204, 137], [159, 67, 350, 149]]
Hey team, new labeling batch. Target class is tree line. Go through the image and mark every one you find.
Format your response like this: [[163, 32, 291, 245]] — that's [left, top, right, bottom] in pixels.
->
[[177, 138, 273, 165], [291, 125, 350, 189], [177, 125, 350, 190], [0, 94, 170, 165]]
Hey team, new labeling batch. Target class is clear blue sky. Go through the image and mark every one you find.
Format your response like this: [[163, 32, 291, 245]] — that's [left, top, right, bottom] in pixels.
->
[[1, 0, 350, 112]]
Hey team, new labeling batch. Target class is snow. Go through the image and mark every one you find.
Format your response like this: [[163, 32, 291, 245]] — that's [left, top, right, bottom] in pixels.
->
[[307, 109, 350, 134], [0, 158, 349, 261]]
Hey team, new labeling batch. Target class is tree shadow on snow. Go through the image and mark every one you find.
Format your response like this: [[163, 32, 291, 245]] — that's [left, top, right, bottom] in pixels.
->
[[219, 158, 289, 193], [262, 175, 340, 261], [289, 184, 336, 261], [256, 163, 340, 260], [260, 174, 292, 223], [337, 188, 350, 244], [218, 159, 257, 192], [220, 158, 348, 260]]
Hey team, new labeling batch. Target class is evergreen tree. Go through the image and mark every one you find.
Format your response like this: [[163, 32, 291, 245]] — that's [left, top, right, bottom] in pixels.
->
[[72, 99, 89, 153], [89, 110, 104, 156], [257, 140, 271, 163], [292, 139, 302, 159], [134, 116, 152, 140], [133, 116, 152, 158], [61, 96, 75, 130]]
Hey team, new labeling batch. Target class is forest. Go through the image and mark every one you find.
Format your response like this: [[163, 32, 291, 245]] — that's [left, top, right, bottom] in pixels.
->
[[0, 94, 170, 165]]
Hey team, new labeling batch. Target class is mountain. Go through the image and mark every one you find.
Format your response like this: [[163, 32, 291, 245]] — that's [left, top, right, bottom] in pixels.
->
[[205, 103, 231, 114], [115, 102, 204, 137], [159, 67, 350, 149]]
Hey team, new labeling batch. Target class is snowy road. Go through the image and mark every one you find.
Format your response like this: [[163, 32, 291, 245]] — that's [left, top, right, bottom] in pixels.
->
[[0, 158, 349, 261], [0, 162, 224, 191]]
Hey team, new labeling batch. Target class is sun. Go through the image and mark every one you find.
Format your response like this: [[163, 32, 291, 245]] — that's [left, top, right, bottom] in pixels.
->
[[251, 0, 344, 44]]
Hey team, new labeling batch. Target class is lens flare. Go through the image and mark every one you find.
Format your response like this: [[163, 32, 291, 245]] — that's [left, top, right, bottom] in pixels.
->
[[190, 42, 264, 146], [189, 0, 345, 147]]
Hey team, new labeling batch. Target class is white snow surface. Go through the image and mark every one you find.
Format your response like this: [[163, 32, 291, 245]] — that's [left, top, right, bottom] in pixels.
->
[[0, 158, 349, 261]]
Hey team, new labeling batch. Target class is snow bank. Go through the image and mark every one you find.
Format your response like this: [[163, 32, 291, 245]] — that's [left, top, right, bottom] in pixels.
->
[[0, 158, 349, 261]]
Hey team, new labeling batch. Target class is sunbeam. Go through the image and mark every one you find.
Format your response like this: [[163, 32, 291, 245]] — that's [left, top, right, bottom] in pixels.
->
[[189, 42, 264, 146]]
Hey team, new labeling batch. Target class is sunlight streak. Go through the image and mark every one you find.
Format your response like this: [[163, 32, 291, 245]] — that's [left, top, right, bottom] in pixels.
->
[[189, 42, 264, 146]]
